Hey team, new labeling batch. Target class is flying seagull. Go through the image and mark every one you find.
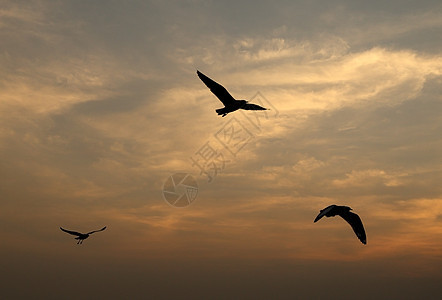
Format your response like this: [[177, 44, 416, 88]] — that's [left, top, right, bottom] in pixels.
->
[[314, 205, 366, 244], [60, 226, 107, 244], [197, 70, 268, 117]]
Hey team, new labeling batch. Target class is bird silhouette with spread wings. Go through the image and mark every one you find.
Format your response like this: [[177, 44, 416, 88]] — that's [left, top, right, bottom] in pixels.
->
[[197, 70, 268, 117], [60, 226, 107, 244], [314, 205, 366, 244]]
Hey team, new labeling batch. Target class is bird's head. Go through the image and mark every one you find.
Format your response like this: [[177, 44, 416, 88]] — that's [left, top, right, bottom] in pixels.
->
[[239, 100, 248, 107]]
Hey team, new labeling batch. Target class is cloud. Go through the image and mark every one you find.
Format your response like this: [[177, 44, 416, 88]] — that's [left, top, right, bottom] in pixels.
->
[[0, 0, 441, 271], [333, 169, 406, 188]]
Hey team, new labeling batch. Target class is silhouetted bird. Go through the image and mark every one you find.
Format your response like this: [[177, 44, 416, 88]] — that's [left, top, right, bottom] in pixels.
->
[[197, 70, 268, 117], [60, 226, 107, 244], [314, 205, 366, 244]]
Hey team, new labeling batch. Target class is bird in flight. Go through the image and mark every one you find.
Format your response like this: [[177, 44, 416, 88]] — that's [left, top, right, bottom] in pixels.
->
[[314, 205, 366, 244], [60, 226, 107, 244], [197, 70, 268, 117]]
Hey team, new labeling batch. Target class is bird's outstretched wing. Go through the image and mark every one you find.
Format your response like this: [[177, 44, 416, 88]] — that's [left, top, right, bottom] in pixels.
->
[[197, 71, 236, 106], [313, 205, 335, 223], [242, 103, 268, 111], [339, 211, 366, 244], [87, 226, 107, 235], [60, 227, 82, 236]]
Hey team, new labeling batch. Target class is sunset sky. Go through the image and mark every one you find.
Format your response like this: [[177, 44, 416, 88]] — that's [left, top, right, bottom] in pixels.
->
[[1, 0, 442, 298]]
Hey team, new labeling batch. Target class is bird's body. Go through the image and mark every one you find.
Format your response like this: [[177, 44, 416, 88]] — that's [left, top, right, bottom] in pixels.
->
[[60, 226, 106, 244], [197, 70, 268, 117], [314, 205, 366, 244]]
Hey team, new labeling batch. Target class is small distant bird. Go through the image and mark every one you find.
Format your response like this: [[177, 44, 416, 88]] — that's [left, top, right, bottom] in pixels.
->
[[314, 205, 366, 244], [197, 70, 268, 117], [60, 226, 107, 244]]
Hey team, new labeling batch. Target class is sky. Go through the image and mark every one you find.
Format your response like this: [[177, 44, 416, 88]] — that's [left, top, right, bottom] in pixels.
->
[[1, 0, 442, 298]]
